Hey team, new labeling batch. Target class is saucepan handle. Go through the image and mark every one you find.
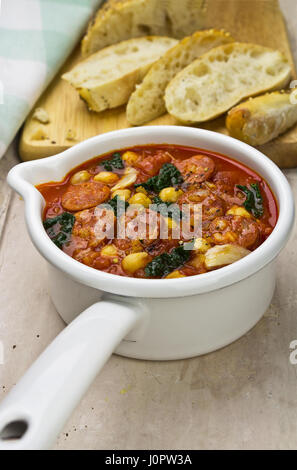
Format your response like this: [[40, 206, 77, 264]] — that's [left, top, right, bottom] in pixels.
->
[[0, 300, 140, 450]]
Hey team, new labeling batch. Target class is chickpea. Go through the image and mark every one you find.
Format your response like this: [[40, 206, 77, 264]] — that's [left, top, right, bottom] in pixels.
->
[[122, 151, 139, 165], [70, 170, 90, 185], [214, 218, 228, 231], [213, 231, 238, 243], [100, 244, 118, 257], [135, 186, 147, 195], [129, 192, 152, 208], [193, 238, 212, 253], [213, 233, 225, 243], [112, 189, 131, 201], [165, 270, 186, 279], [94, 171, 119, 184], [226, 205, 251, 218], [122, 252, 150, 274], [159, 187, 183, 203]]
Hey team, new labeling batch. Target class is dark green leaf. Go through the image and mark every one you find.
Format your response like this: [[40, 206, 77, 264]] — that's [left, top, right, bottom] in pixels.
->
[[236, 183, 264, 218], [43, 212, 75, 249], [135, 163, 183, 193], [101, 153, 124, 171], [144, 243, 192, 278]]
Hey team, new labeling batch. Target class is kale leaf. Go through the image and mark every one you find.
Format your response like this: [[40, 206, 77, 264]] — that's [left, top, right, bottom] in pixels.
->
[[144, 243, 192, 278], [135, 163, 183, 193], [43, 212, 75, 249], [101, 152, 124, 171], [236, 183, 264, 218]]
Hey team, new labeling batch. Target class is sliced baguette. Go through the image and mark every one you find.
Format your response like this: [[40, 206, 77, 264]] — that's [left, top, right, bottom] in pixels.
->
[[126, 29, 234, 125], [226, 91, 297, 146], [165, 43, 292, 123], [82, 0, 205, 57], [62, 36, 177, 113]]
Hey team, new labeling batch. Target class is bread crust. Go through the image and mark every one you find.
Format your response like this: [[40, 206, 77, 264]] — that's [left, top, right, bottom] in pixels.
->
[[226, 91, 297, 146], [82, 0, 205, 57], [126, 29, 233, 125], [165, 43, 292, 123], [62, 36, 177, 112]]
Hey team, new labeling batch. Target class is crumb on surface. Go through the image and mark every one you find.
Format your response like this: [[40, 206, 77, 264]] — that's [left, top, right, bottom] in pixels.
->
[[66, 129, 77, 141], [32, 107, 50, 124]]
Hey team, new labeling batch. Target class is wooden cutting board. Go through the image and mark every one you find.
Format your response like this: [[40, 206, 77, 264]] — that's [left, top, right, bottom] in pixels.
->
[[19, 0, 297, 168]]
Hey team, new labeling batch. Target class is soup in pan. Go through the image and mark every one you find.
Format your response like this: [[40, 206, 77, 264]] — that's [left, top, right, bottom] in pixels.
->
[[37, 145, 278, 279]]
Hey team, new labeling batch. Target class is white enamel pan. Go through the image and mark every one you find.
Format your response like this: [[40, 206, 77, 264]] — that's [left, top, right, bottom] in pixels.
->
[[0, 126, 294, 449]]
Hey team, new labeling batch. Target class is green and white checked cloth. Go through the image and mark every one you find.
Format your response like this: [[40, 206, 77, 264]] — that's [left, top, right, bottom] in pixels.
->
[[0, 0, 103, 160]]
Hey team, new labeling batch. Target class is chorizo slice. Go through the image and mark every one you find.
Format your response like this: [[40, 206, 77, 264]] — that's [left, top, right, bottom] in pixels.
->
[[213, 171, 246, 206], [61, 181, 110, 211], [135, 151, 172, 176], [73, 206, 115, 247], [232, 215, 260, 248], [209, 215, 260, 248], [179, 188, 225, 222], [176, 154, 215, 184]]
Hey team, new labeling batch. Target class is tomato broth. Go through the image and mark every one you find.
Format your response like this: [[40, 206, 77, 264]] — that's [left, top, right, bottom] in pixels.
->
[[37, 145, 278, 279]]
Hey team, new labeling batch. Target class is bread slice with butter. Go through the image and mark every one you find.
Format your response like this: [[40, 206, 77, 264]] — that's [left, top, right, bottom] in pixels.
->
[[126, 29, 234, 125], [81, 0, 205, 57], [62, 36, 177, 113], [226, 91, 297, 146], [165, 43, 292, 124]]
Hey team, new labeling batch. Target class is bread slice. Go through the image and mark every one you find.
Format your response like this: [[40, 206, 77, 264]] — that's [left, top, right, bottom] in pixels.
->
[[82, 0, 205, 57], [126, 29, 234, 125], [165, 43, 292, 124], [226, 90, 297, 146], [62, 36, 177, 113]]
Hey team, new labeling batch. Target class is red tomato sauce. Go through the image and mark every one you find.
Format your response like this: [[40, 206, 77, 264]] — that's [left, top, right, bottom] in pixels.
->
[[37, 145, 278, 279]]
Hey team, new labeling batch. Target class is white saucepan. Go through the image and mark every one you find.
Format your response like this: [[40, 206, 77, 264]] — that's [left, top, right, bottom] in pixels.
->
[[0, 126, 294, 450]]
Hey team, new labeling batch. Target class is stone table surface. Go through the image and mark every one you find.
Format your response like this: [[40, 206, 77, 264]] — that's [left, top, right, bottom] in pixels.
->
[[0, 0, 297, 450]]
